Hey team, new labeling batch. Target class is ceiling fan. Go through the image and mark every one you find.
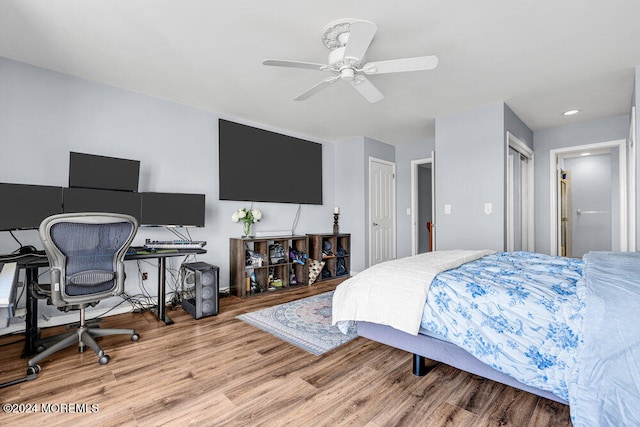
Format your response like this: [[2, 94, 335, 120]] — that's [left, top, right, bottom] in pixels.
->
[[263, 18, 438, 103]]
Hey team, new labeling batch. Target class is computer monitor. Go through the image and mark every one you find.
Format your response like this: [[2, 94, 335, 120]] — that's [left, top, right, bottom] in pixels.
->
[[140, 192, 205, 227], [68, 152, 140, 192], [63, 187, 142, 221], [0, 183, 64, 231]]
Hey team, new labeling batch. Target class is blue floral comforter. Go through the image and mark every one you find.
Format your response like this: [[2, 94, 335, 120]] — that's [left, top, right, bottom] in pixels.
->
[[420, 251, 585, 402]]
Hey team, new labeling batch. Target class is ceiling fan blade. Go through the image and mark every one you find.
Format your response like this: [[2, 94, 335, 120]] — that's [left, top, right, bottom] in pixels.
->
[[350, 76, 384, 103], [362, 55, 439, 75], [294, 76, 340, 101], [263, 59, 328, 71], [342, 20, 378, 61]]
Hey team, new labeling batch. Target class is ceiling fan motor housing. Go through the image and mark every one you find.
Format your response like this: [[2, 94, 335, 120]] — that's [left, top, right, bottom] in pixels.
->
[[329, 47, 362, 70]]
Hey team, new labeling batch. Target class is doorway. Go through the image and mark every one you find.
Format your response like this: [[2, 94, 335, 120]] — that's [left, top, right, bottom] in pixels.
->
[[411, 156, 434, 255], [550, 139, 628, 256], [369, 157, 396, 266]]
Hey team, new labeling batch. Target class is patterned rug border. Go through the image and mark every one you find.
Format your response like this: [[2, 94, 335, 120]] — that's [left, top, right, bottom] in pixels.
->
[[236, 291, 357, 356]]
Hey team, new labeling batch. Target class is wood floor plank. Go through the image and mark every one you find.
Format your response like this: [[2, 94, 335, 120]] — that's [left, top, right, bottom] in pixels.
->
[[0, 280, 571, 426]]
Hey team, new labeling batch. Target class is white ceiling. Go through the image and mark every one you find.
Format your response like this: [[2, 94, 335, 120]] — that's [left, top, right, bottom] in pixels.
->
[[1, 1, 639, 145]]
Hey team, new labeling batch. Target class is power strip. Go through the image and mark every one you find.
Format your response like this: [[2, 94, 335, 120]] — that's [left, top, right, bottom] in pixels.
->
[[254, 230, 293, 237]]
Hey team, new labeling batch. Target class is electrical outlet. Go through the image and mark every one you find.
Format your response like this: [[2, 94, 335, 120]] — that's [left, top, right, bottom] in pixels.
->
[[142, 272, 148, 281]]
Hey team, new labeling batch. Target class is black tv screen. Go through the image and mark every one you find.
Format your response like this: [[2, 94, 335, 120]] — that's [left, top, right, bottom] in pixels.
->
[[69, 152, 140, 192], [218, 119, 323, 204], [0, 183, 63, 231], [140, 192, 205, 227], [63, 187, 141, 221]]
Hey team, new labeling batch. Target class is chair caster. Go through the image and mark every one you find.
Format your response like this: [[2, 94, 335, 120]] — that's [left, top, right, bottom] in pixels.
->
[[27, 365, 41, 375], [131, 333, 139, 342], [98, 354, 110, 365]]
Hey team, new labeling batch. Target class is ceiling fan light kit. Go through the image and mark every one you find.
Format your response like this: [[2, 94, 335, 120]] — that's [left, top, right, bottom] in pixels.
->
[[263, 18, 438, 103]]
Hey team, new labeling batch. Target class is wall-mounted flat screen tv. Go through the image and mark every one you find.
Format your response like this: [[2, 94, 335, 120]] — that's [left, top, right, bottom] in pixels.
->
[[63, 187, 142, 221], [140, 192, 205, 227], [69, 152, 140, 192], [0, 183, 64, 231], [218, 119, 323, 205]]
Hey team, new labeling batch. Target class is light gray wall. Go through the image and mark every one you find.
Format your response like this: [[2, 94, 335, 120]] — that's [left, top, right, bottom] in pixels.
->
[[0, 56, 338, 305], [434, 102, 506, 250], [334, 136, 394, 272], [395, 138, 434, 258], [532, 114, 630, 254], [333, 137, 365, 272]]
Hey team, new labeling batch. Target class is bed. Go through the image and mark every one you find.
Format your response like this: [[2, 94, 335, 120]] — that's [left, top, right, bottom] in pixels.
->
[[332, 250, 640, 426]]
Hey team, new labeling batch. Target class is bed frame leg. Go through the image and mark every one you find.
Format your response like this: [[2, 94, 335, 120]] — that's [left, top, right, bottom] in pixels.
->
[[412, 354, 434, 376]]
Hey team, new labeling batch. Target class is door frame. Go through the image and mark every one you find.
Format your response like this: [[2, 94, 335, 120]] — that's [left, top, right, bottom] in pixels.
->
[[549, 139, 627, 255], [411, 155, 434, 255], [506, 132, 535, 252], [628, 106, 636, 251], [368, 157, 396, 266]]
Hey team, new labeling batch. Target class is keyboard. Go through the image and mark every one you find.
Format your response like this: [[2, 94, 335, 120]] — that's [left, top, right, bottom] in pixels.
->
[[143, 240, 207, 250], [0, 262, 18, 327]]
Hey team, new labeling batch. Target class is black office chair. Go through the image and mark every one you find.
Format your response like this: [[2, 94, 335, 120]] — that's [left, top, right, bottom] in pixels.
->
[[27, 213, 139, 373]]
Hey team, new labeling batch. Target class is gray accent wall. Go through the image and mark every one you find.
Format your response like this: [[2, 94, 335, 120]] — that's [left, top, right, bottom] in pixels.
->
[[505, 105, 534, 150]]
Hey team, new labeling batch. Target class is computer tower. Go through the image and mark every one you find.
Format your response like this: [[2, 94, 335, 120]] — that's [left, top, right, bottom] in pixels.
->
[[181, 262, 219, 319]]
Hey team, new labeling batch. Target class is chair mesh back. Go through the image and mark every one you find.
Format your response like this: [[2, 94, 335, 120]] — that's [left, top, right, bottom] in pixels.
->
[[49, 221, 133, 296]]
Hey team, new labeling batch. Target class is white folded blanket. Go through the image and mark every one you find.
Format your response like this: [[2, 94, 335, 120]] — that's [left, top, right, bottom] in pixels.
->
[[332, 249, 494, 335]]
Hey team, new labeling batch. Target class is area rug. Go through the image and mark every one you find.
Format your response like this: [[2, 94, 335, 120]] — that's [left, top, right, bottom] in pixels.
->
[[236, 291, 357, 356]]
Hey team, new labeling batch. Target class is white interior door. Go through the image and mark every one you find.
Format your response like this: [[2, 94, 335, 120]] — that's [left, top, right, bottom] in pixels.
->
[[370, 158, 396, 266]]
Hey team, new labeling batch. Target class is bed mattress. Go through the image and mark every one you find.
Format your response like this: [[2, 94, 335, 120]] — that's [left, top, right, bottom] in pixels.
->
[[420, 251, 584, 401]]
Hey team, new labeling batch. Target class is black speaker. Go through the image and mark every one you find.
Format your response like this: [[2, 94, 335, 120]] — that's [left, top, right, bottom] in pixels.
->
[[181, 262, 219, 319]]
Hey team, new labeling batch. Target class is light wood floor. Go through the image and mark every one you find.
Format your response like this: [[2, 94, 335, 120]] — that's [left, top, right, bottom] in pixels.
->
[[0, 281, 572, 426]]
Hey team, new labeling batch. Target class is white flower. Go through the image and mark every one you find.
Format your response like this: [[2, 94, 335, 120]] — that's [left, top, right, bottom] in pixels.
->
[[232, 207, 263, 224]]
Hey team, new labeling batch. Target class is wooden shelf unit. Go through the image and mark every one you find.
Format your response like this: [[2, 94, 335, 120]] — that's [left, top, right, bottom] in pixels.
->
[[229, 235, 309, 298], [307, 233, 351, 283]]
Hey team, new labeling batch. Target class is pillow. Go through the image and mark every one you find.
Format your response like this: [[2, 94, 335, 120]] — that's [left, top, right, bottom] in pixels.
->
[[308, 259, 325, 285]]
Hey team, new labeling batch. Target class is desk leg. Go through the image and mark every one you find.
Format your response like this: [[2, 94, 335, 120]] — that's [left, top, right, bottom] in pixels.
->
[[154, 258, 174, 325], [22, 267, 40, 357]]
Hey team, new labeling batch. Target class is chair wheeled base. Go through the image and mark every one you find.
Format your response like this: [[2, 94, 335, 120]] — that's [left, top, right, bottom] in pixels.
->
[[27, 305, 139, 370]]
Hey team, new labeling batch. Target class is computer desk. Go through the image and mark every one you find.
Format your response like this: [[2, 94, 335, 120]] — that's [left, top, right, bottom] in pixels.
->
[[10, 248, 206, 357]]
